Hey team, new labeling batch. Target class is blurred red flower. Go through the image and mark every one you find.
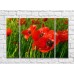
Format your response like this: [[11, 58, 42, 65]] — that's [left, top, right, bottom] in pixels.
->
[[64, 19, 68, 25], [43, 18, 48, 22], [32, 27, 49, 41], [22, 25, 37, 40], [32, 19, 40, 24], [8, 18, 12, 21], [20, 18, 26, 25], [7, 28, 12, 36], [32, 30, 56, 53], [57, 30, 68, 42]]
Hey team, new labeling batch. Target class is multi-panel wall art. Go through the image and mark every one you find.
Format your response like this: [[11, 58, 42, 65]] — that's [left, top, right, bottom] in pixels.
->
[[6, 18, 68, 58]]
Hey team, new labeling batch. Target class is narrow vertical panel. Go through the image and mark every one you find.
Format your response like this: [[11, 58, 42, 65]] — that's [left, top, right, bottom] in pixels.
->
[[56, 18, 68, 58], [20, 18, 55, 58], [6, 18, 19, 58]]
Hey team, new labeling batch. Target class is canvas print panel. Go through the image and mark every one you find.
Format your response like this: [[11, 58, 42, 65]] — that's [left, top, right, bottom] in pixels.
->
[[55, 18, 68, 58], [20, 18, 55, 58], [6, 18, 19, 58]]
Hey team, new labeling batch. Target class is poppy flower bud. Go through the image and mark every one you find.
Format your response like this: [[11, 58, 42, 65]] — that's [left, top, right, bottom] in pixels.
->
[[7, 28, 12, 36]]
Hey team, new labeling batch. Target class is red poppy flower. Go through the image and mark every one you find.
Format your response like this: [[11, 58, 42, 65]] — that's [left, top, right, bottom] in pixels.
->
[[31, 19, 40, 24], [32, 30, 54, 53], [57, 30, 68, 42], [43, 18, 48, 22], [20, 18, 26, 25], [22, 25, 37, 40], [32, 27, 50, 41], [64, 19, 68, 25], [32, 30, 60, 53], [6, 28, 12, 36], [8, 18, 12, 21], [32, 19, 35, 24]]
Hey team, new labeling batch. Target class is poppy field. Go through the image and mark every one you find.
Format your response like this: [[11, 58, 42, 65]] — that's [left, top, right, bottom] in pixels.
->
[[6, 18, 68, 58]]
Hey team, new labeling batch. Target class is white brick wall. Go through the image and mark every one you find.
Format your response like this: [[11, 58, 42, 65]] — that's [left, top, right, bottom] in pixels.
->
[[0, 10, 74, 64]]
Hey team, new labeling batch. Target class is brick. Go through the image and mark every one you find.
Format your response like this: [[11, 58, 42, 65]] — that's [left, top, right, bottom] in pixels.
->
[[69, 17, 74, 21], [39, 11, 49, 16], [0, 39, 6, 44], [62, 11, 74, 17], [8, 11, 17, 15], [69, 29, 74, 34], [70, 53, 74, 58], [32, 11, 39, 16], [0, 25, 6, 30], [17, 11, 32, 16], [54, 12, 62, 16], [0, 30, 6, 34], [0, 35, 5, 39], [0, 44, 4, 49], [71, 43, 74, 48], [69, 49, 74, 53], [0, 11, 9, 15], [0, 16, 5, 21], [69, 21, 74, 26], [49, 11, 54, 16], [58, 58, 73, 63], [36, 59, 59, 63]]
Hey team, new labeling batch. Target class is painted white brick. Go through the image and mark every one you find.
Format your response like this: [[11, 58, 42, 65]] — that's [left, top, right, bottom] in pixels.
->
[[71, 43, 74, 48], [0, 25, 6, 29], [69, 49, 74, 53], [17, 11, 32, 16], [69, 43, 71, 48], [0, 35, 5, 39], [0, 44, 3, 49], [69, 26, 74, 30], [70, 53, 74, 58], [69, 29, 74, 34], [8, 11, 17, 15], [36, 59, 59, 64], [54, 12, 62, 16], [69, 21, 74, 26], [0, 16, 5, 21], [0, 11, 9, 15], [48, 11, 54, 16], [0, 20, 5, 24], [0, 40, 5, 44], [69, 35, 74, 43], [69, 17, 74, 21], [58, 58, 73, 63], [0, 30, 6, 34], [39, 11, 49, 16], [62, 11, 74, 17], [32, 11, 39, 16], [69, 39, 74, 43]]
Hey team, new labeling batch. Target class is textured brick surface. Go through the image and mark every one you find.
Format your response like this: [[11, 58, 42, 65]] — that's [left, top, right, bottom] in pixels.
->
[[0, 10, 74, 64]]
